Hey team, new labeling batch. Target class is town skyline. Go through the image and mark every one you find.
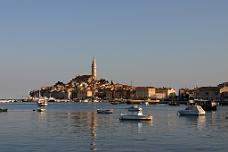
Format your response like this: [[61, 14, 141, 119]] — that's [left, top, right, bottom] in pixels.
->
[[28, 57, 227, 104], [0, 0, 228, 98]]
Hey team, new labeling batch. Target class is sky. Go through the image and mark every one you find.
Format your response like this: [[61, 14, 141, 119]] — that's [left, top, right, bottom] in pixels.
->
[[0, 0, 228, 98]]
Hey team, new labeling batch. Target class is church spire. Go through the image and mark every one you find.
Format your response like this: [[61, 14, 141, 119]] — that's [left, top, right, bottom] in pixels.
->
[[91, 57, 97, 80]]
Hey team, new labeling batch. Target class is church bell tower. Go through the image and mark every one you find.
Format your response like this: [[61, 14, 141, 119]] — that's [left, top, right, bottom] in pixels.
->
[[91, 57, 97, 80]]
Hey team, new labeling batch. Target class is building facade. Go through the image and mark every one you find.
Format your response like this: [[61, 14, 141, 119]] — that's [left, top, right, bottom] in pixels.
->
[[135, 87, 156, 99], [195, 87, 220, 101], [156, 88, 176, 100], [218, 82, 228, 103]]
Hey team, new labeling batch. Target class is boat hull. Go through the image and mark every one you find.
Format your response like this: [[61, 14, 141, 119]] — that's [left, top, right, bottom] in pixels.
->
[[178, 104, 206, 116], [119, 114, 152, 121], [0, 108, 8, 112], [178, 110, 205, 116], [127, 105, 142, 112], [37, 108, 46, 112], [97, 109, 113, 114]]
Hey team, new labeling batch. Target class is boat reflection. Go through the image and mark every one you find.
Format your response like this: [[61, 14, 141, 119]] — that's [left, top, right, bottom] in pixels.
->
[[196, 115, 206, 129], [37, 109, 47, 121], [120, 119, 153, 133], [181, 115, 206, 130]]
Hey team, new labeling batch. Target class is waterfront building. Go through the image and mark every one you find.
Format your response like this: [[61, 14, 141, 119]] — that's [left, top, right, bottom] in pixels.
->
[[104, 89, 113, 100], [155, 92, 166, 100], [218, 82, 228, 103], [178, 88, 195, 101], [156, 87, 176, 100], [135, 87, 156, 99], [194, 87, 220, 101], [218, 82, 228, 93], [66, 87, 73, 100], [77, 87, 93, 100]]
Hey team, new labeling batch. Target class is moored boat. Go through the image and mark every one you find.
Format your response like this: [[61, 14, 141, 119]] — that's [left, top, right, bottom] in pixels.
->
[[97, 109, 113, 114], [0, 108, 8, 112], [37, 98, 48, 106], [178, 104, 205, 116], [36, 91, 48, 106], [48, 97, 56, 102], [120, 106, 152, 121], [127, 105, 142, 111], [37, 107, 46, 112], [119, 111, 152, 121]]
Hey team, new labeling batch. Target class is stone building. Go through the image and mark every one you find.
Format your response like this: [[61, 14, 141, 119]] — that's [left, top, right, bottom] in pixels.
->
[[156, 87, 176, 100], [77, 87, 93, 100], [218, 82, 228, 103], [194, 87, 220, 101], [135, 87, 156, 99], [178, 88, 195, 101]]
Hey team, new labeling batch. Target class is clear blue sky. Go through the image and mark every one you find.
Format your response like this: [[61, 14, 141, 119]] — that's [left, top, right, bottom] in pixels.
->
[[0, 0, 228, 98]]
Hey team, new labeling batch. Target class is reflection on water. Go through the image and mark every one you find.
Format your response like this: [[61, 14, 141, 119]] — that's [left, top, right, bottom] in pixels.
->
[[37, 111, 98, 151], [120, 119, 153, 134], [136, 121, 153, 133], [179, 115, 206, 130], [2, 103, 228, 152], [33, 110, 99, 151], [90, 112, 97, 152], [37, 111, 48, 121], [197, 116, 206, 129]]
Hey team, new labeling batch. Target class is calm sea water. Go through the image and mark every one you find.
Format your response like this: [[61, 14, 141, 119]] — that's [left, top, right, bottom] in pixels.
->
[[0, 102, 228, 152]]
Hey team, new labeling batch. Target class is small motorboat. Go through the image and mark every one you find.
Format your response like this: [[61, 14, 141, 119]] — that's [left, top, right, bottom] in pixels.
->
[[178, 104, 205, 116], [37, 98, 48, 106], [127, 105, 142, 111], [97, 109, 113, 114], [0, 108, 8, 112], [119, 111, 152, 121], [37, 107, 46, 112]]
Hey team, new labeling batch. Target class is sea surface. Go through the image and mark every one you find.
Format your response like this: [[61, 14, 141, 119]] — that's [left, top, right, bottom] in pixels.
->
[[0, 102, 228, 152]]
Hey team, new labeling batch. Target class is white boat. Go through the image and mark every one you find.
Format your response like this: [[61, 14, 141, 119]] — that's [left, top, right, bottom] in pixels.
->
[[37, 98, 48, 106], [48, 97, 56, 102], [119, 111, 152, 121], [127, 105, 143, 111], [145, 102, 149, 106], [37, 107, 46, 112], [36, 91, 48, 106], [97, 109, 113, 114], [93, 100, 100, 103], [178, 104, 206, 116], [82, 99, 89, 103]]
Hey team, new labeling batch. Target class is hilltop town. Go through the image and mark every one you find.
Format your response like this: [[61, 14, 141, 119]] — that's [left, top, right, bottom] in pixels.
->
[[29, 58, 228, 104]]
